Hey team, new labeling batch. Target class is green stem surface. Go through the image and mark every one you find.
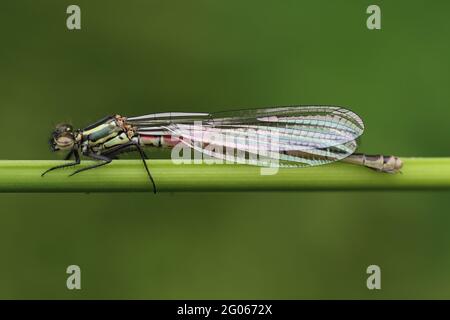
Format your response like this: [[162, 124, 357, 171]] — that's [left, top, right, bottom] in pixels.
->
[[0, 158, 449, 192]]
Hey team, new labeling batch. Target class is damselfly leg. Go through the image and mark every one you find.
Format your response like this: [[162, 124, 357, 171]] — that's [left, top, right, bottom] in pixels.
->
[[101, 142, 157, 193], [68, 152, 112, 176], [41, 149, 81, 177], [64, 150, 74, 160]]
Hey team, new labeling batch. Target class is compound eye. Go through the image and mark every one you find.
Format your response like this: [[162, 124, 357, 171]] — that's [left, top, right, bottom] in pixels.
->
[[55, 123, 73, 134]]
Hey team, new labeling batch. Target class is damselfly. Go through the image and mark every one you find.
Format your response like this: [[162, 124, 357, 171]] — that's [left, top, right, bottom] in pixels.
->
[[43, 106, 403, 193]]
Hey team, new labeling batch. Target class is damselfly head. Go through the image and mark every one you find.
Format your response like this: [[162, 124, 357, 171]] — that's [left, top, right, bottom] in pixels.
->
[[49, 124, 76, 151]]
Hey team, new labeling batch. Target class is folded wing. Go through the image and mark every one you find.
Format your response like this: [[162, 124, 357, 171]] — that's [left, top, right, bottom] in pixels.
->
[[128, 106, 364, 167]]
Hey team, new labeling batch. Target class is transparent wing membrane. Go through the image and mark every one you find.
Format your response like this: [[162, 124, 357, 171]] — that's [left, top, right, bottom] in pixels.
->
[[126, 106, 364, 167]]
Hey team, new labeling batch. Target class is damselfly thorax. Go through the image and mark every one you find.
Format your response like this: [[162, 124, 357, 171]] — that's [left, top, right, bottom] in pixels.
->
[[43, 106, 403, 193]]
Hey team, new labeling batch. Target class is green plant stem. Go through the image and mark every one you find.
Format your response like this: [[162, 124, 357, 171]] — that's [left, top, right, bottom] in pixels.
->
[[0, 158, 449, 192]]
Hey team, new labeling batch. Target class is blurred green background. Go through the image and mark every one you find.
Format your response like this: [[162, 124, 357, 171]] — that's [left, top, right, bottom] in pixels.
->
[[1, 0, 450, 299]]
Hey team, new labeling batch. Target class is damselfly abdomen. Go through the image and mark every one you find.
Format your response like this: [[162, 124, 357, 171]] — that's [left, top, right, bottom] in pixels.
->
[[43, 106, 403, 193]]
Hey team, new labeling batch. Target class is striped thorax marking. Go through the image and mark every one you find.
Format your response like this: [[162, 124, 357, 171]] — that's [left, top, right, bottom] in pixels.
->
[[81, 116, 134, 151]]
